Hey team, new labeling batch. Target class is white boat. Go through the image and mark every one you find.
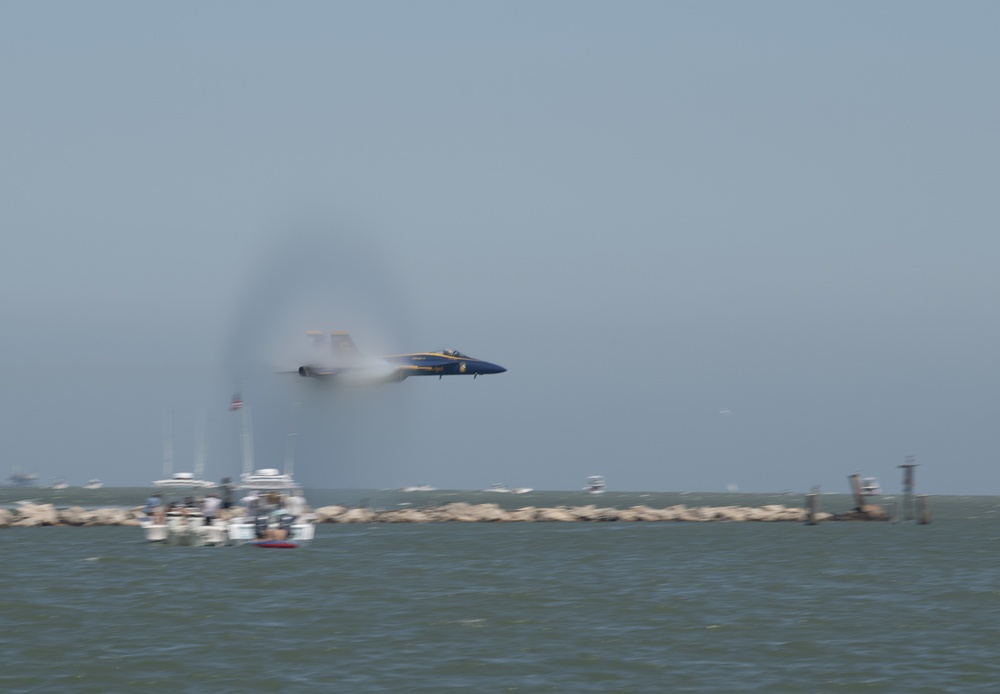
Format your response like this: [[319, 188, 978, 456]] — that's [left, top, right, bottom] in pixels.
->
[[142, 507, 228, 546], [225, 406, 314, 545], [584, 475, 606, 494], [48, 478, 68, 490], [152, 409, 216, 489], [143, 409, 219, 542], [82, 479, 103, 490], [483, 483, 532, 494], [237, 468, 297, 491], [8, 470, 38, 486], [141, 407, 296, 546], [861, 476, 881, 496], [400, 484, 437, 492], [154, 471, 216, 489]]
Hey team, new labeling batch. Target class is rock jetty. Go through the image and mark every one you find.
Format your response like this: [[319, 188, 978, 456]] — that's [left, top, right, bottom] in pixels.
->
[[0, 501, 887, 528], [0, 503, 145, 528]]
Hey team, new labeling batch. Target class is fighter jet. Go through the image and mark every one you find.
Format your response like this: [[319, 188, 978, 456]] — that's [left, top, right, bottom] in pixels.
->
[[291, 331, 507, 385]]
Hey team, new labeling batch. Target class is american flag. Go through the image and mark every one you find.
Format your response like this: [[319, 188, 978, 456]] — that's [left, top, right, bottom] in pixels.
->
[[229, 393, 243, 411]]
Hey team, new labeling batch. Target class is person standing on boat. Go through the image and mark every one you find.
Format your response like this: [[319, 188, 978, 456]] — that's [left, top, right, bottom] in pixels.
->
[[201, 493, 222, 525], [284, 489, 306, 521], [260, 493, 290, 540], [220, 477, 234, 510], [242, 491, 260, 517], [143, 493, 163, 523]]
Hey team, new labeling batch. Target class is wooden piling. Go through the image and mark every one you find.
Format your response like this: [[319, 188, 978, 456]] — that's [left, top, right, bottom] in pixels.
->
[[899, 456, 917, 521], [847, 474, 866, 510], [806, 493, 819, 525], [917, 495, 931, 524], [887, 500, 898, 523]]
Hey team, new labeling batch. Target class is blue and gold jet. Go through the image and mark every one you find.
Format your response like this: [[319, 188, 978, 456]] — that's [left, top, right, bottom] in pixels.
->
[[294, 331, 506, 384]]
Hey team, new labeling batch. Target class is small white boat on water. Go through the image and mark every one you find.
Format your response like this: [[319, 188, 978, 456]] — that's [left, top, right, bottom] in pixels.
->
[[861, 476, 881, 496], [400, 484, 437, 492], [584, 475, 606, 494], [153, 471, 216, 489], [483, 483, 533, 494], [82, 479, 103, 490], [236, 468, 297, 491], [143, 507, 228, 546], [8, 470, 38, 486]]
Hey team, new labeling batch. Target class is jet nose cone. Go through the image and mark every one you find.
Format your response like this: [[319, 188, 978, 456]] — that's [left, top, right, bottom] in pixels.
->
[[480, 361, 506, 375]]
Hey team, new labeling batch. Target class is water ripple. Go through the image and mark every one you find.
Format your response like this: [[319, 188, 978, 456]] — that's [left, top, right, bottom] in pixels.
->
[[2, 516, 1000, 692]]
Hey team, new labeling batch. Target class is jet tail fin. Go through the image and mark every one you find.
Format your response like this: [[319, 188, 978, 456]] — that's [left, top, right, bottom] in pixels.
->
[[330, 331, 359, 357], [305, 330, 359, 357]]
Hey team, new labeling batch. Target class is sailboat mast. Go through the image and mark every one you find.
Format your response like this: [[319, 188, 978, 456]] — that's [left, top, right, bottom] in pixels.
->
[[162, 409, 173, 478], [284, 432, 297, 479], [241, 406, 254, 477], [194, 408, 207, 480], [284, 401, 300, 480]]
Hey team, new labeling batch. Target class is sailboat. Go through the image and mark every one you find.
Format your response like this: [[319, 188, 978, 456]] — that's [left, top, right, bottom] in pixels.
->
[[153, 409, 216, 489]]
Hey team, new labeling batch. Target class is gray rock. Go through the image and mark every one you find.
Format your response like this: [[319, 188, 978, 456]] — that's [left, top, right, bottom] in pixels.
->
[[313, 505, 348, 523], [336, 508, 376, 523], [12, 503, 60, 527]]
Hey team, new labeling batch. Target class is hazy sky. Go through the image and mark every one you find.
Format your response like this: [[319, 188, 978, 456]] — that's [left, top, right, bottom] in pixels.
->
[[2, 2, 998, 494]]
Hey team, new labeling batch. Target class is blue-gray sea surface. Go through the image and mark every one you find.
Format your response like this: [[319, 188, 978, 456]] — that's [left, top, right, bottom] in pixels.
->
[[2, 491, 999, 693]]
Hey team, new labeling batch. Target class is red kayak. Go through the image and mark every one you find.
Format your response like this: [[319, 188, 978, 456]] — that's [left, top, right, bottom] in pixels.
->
[[254, 541, 298, 549]]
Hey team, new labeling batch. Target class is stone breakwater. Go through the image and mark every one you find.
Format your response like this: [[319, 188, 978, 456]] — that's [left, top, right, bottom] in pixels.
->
[[0, 504, 145, 528], [0, 502, 885, 528]]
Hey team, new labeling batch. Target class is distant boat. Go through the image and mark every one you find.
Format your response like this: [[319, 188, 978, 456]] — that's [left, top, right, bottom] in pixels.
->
[[237, 468, 298, 491], [154, 471, 216, 489], [400, 485, 437, 492], [584, 475, 606, 494], [483, 483, 532, 494], [7, 470, 38, 487], [861, 476, 881, 496], [48, 478, 68, 490], [82, 480, 103, 490]]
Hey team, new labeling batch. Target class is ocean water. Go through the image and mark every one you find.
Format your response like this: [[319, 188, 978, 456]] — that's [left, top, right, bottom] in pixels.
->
[[2, 491, 999, 693]]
